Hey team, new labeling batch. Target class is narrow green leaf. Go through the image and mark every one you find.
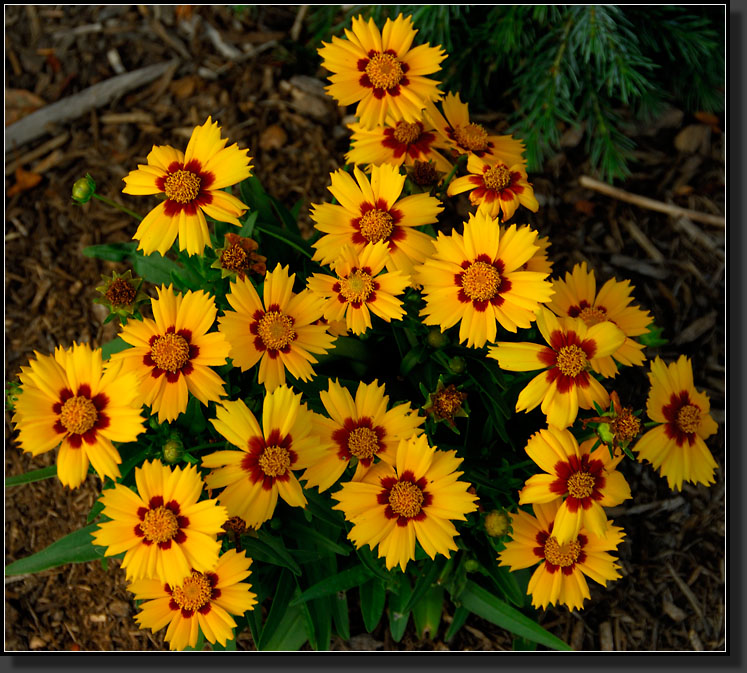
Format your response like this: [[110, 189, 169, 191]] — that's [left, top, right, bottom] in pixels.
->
[[444, 605, 469, 642], [257, 530, 302, 575], [284, 520, 351, 556], [259, 603, 308, 651], [480, 563, 525, 608], [355, 546, 391, 581], [359, 578, 386, 633], [241, 537, 301, 576], [387, 574, 412, 643], [457, 580, 572, 651], [257, 569, 297, 650], [402, 557, 445, 614], [5, 465, 57, 488], [5, 524, 104, 576], [289, 565, 372, 606], [412, 585, 445, 639], [255, 223, 312, 259]]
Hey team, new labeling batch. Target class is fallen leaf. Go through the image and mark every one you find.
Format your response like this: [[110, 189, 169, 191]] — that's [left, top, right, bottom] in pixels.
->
[[674, 185, 694, 196], [574, 199, 596, 216], [7, 167, 43, 197], [694, 111, 721, 134], [259, 124, 288, 151], [5, 89, 46, 126], [674, 124, 711, 154]]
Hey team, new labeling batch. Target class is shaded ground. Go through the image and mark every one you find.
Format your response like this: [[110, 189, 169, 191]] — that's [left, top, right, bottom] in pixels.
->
[[4, 5, 725, 652]]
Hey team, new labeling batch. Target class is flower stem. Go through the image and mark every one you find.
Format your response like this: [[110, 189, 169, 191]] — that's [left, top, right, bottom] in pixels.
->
[[92, 193, 143, 221], [439, 153, 467, 197]]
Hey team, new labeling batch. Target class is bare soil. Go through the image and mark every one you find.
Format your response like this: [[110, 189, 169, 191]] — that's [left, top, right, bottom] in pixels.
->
[[4, 5, 725, 652]]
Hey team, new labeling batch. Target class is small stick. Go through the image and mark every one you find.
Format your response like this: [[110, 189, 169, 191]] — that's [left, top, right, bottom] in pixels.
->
[[579, 175, 725, 228]]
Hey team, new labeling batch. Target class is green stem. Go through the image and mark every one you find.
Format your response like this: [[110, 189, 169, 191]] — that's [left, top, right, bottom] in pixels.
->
[[439, 153, 467, 197], [92, 193, 143, 221], [188, 442, 225, 453], [255, 223, 312, 259]]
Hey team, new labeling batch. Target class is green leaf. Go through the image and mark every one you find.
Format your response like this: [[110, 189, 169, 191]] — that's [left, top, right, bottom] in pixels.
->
[[289, 565, 372, 606], [5, 465, 57, 488], [412, 584, 445, 639], [5, 524, 104, 576], [456, 580, 572, 651], [639, 323, 668, 347], [355, 545, 391, 581], [101, 337, 130, 360], [131, 251, 183, 286], [444, 605, 469, 642], [284, 519, 351, 557], [239, 176, 275, 224], [256, 530, 302, 576], [479, 563, 525, 608], [255, 223, 312, 259], [259, 603, 308, 651], [402, 557, 446, 614], [241, 536, 301, 576], [83, 242, 136, 262], [257, 569, 298, 650], [387, 573, 412, 643], [359, 578, 386, 633]]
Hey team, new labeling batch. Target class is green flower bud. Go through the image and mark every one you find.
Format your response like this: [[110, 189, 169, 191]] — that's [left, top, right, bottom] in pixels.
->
[[426, 327, 449, 349], [448, 356, 466, 374], [162, 434, 184, 464], [72, 174, 96, 204], [464, 558, 480, 573], [484, 510, 510, 538]]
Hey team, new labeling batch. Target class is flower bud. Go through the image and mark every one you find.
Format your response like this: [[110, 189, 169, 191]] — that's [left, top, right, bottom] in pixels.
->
[[448, 356, 466, 374], [484, 510, 510, 538], [162, 434, 184, 464], [72, 174, 96, 204], [426, 327, 449, 349], [464, 558, 480, 573]]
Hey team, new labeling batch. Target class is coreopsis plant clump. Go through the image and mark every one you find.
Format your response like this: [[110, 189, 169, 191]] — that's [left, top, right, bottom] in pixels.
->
[[6, 13, 721, 652]]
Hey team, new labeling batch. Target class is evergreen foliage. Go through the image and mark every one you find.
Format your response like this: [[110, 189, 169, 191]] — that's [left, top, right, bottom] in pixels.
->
[[307, 5, 725, 182]]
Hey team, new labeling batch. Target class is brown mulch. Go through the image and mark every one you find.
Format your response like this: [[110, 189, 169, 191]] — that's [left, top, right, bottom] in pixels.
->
[[4, 5, 725, 652]]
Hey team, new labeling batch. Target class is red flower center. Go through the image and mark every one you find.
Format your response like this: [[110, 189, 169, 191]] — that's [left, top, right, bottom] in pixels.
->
[[144, 328, 198, 383], [164, 169, 201, 204], [53, 384, 110, 449], [550, 454, 606, 511], [454, 122, 488, 152], [167, 570, 220, 618], [455, 255, 511, 312], [377, 470, 432, 526], [483, 164, 511, 191], [135, 495, 189, 549], [242, 429, 297, 490], [535, 527, 588, 575], [662, 391, 702, 446], [332, 417, 386, 466]]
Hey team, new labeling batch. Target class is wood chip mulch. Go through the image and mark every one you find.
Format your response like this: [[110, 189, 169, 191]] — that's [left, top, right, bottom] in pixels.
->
[[4, 5, 725, 652]]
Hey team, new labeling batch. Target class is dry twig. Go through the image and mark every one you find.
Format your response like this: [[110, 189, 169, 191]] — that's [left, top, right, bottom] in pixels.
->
[[579, 175, 725, 228]]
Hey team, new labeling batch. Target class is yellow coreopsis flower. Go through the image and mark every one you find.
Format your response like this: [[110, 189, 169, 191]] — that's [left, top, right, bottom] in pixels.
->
[[633, 355, 719, 491], [498, 500, 625, 611], [424, 92, 526, 165], [92, 459, 228, 587], [130, 549, 257, 651], [332, 433, 478, 572], [218, 265, 336, 391], [12, 343, 145, 489], [111, 285, 231, 423], [546, 262, 652, 377], [345, 116, 453, 174], [318, 14, 446, 130], [123, 117, 252, 256], [301, 378, 424, 492], [488, 307, 626, 428], [311, 163, 442, 279], [201, 386, 331, 529], [447, 154, 539, 223], [416, 213, 554, 348], [306, 242, 410, 335], [518, 428, 631, 544]]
